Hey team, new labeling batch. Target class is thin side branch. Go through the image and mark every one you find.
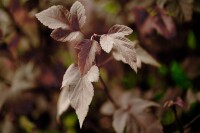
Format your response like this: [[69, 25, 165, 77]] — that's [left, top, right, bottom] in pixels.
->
[[98, 56, 113, 68], [99, 75, 119, 108], [184, 113, 200, 129]]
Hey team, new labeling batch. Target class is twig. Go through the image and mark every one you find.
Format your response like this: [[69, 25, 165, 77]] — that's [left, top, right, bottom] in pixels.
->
[[98, 56, 113, 68], [184, 113, 200, 129], [172, 106, 184, 133], [99, 75, 119, 108]]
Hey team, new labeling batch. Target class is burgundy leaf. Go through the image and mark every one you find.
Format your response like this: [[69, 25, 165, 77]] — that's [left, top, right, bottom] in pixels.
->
[[76, 39, 101, 75], [35, 5, 70, 29], [133, 6, 176, 39], [70, 1, 86, 30], [36, 2, 86, 43], [57, 64, 99, 127], [51, 28, 81, 42]]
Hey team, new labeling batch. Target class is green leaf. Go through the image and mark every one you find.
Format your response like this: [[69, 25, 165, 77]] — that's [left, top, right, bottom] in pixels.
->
[[64, 113, 77, 128], [19, 116, 35, 133], [153, 91, 165, 101], [162, 110, 175, 125], [187, 30, 197, 49], [122, 73, 136, 89], [158, 65, 168, 76], [170, 62, 192, 90], [103, 1, 121, 14]]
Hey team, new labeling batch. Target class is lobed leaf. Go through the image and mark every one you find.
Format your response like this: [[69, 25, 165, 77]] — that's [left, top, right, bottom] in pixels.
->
[[99, 24, 139, 72], [100, 24, 133, 53], [112, 36, 137, 72], [57, 64, 99, 128], [51, 28, 81, 42], [100, 35, 114, 53], [36, 1, 86, 43], [133, 6, 176, 39], [108, 24, 133, 36], [128, 98, 162, 133], [76, 39, 101, 75], [135, 44, 160, 67], [70, 1, 86, 29], [101, 91, 163, 133], [35, 5, 70, 29]]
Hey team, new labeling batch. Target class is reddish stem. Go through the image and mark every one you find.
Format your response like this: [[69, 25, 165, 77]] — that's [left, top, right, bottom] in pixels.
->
[[99, 75, 119, 108], [98, 56, 113, 68]]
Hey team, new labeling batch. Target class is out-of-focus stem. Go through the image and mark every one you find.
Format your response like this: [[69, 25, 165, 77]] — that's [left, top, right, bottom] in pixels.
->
[[98, 56, 113, 68], [172, 106, 184, 133], [99, 75, 119, 108], [184, 113, 200, 129]]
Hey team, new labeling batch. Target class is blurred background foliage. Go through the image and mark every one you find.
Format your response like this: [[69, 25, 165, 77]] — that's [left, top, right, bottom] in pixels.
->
[[0, 0, 200, 133]]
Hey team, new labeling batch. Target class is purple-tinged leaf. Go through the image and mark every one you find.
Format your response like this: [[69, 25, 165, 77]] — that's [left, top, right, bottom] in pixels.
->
[[57, 64, 99, 128], [99, 24, 138, 72], [76, 39, 101, 75], [36, 2, 86, 43], [157, 0, 193, 22], [101, 91, 163, 133], [112, 36, 137, 72], [51, 28, 81, 42], [133, 6, 176, 39], [100, 24, 133, 53], [35, 5, 70, 29], [108, 24, 133, 36], [70, 1, 86, 29]]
